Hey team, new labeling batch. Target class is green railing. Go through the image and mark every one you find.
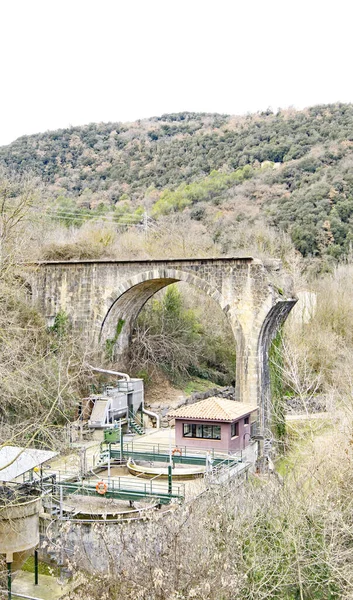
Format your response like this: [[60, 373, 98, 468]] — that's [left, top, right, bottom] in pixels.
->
[[128, 410, 145, 435], [48, 475, 184, 504], [109, 441, 243, 466], [123, 440, 241, 458]]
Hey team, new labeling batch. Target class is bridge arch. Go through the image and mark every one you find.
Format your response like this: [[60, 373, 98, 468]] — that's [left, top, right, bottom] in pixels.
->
[[100, 268, 242, 357], [256, 299, 297, 431]]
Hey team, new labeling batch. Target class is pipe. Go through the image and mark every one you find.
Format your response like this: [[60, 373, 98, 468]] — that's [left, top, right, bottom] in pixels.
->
[[0, 593, 42, 600], [142, 407, 161, 429], [87, 364, 130, 381], [7, 562, 11, 600], [34, 550, 38, 586], [168, 464, 172, 495]]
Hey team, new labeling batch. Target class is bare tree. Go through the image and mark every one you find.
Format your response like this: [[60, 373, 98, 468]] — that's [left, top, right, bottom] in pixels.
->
[[0, 170, 42, 269]]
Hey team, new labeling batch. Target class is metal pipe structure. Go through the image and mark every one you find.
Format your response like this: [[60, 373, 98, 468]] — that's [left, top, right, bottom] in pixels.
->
[[120, 426, 123, 463], [0, 593, 42, 600], [87, 364, 130, 381], [7, 561, 11, 600], [59, 486, 63, 520], [168, 465, 172, 495], [142, 407, 161, 429], [107, 443, 111, 481], [88, 363, 160, 428], [34, 550, 38, 586]]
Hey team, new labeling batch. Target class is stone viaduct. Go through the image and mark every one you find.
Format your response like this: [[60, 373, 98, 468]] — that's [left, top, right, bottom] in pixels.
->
[[26, 257, 296, 431]]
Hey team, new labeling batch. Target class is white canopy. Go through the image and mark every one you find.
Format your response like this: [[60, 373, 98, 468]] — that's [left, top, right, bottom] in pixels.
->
[[0, 446, 58, 482]]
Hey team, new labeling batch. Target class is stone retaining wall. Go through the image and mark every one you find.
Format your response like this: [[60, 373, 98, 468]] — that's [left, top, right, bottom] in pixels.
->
[[148, 386, 236, 426]]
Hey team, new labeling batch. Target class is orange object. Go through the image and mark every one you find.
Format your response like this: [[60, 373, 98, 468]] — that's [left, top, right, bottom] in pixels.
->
[[171, 447, 182, 456], [96, 480, 108, 495]]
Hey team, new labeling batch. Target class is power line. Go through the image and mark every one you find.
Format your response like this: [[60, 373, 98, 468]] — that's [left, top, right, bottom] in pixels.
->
[[24, 210, 159, 234], [32, 208, 141, 219], [29, 208, 144, 224]]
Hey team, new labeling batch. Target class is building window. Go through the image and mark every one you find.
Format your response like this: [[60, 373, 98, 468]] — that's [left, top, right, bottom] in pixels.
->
[[244, 416, 250, 425], [183, 423, 193, 437], [231, 421, 239, 437], [183, 423, 221, 440]]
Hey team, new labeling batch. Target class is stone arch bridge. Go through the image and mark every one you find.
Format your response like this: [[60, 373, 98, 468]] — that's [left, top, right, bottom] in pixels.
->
[[26, 257, 296, 430]]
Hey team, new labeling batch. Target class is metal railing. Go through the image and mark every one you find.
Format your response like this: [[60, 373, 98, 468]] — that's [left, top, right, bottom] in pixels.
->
[[206, 460, 251, 485], [122, 440, 241, 460], [128, 410, 145, 434], [1, 592, 43, 600], [44, 475, 185, 503], [110, 441, 243, 467], [206, 456, 239, 481]]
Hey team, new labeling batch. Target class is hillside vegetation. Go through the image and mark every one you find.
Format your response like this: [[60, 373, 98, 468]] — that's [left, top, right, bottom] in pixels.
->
[[2, 104, 353, 259], [2, 109, 353, 598]]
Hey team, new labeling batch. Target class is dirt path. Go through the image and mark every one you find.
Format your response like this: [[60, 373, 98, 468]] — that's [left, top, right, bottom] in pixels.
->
[[144, 371, 185, 408]]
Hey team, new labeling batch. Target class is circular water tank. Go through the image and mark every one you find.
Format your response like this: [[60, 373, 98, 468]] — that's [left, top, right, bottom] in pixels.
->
[[0, 495, 42, 569]]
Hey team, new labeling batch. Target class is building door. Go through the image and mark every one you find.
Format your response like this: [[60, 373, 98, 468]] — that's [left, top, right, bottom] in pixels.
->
[[127, 392, 133, 416]]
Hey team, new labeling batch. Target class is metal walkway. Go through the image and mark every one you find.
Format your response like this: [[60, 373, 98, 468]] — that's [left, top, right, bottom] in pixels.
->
[[101, 440, 244, 468], [46, 476, 184, 505]]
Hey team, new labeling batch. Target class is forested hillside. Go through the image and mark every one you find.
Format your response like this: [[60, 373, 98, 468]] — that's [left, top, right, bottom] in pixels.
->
[[2, 103, 353, 258]]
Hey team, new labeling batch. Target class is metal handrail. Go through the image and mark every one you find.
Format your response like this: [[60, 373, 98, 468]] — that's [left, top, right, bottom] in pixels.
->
[[84, 475, 183, 494], [122, 440, 236, 459], [207, 460, 250, 484], [0, 591, 43, 600], [128, 410, 144, 429], [209, 456, 239, 477], [46, 475, 185, 499]]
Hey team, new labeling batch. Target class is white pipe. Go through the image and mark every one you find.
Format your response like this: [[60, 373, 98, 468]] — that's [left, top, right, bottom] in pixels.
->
[[169, 425, 172, 464], [142, 407, 161, 429], [0, 592, 43, 600], [87, 364, 130, 381]]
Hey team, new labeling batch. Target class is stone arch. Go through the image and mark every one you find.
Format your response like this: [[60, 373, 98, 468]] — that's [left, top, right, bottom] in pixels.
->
[[257, 299, 297, 431], [99, 267, 242, 367]]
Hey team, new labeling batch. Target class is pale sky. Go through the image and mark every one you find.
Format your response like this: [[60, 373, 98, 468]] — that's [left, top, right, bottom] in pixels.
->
[[1, 0, 353, 146]]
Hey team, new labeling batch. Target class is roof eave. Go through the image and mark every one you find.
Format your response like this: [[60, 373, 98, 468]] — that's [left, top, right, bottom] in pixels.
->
[[168, 409, 258, 422]]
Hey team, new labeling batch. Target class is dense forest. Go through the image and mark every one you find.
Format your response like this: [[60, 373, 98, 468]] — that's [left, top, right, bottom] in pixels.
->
[[2, 104, 353, 259]]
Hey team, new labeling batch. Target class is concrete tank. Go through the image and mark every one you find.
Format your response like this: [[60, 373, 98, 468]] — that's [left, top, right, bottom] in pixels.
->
[[0, 495, 42, 571]]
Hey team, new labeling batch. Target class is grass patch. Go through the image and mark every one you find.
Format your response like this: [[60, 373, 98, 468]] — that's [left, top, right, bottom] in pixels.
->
[[276, 416, 331, 477], [286, 416, 331, 441], [105, 318, 125, 360], [22, 556, 60, 577]]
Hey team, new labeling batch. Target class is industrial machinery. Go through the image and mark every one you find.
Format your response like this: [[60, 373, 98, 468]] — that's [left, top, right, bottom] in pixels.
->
[[79, 366, 159, 432]]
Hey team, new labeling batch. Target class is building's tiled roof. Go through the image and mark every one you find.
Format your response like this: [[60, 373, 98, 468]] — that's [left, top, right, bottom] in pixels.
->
[[168, 397, 258, 422]]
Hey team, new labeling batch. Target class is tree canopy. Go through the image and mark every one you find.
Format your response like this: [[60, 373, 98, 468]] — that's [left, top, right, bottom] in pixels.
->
[[3, 104, 353, 257]]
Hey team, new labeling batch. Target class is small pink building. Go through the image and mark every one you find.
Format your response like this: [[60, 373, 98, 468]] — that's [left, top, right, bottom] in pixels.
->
[[168, 397, 258, 453]]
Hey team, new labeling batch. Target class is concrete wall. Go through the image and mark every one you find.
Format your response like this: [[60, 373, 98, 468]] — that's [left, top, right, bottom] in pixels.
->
[[26, 257, 296, 430]]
